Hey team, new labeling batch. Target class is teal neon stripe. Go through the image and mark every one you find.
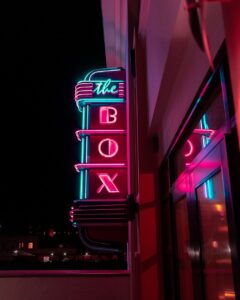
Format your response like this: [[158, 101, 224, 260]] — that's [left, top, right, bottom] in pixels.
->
[[85, 105, 90, 200], [200, 119, 206, 148], [81, 137, 85, 163], [202, 114, 210, 146], [85, 136, 89, 163], [84, 169, 88, 199], [200, 115, 210, 148], [82, 106, 86, 129], [86, 105, 90, 129], [80, 170, 84, 199], [83, 67, 122, 81], [78, 79, 124, 84], [77, 98, 124, 108], [202, 114, 209, 129], [206, 179, 215, 200]]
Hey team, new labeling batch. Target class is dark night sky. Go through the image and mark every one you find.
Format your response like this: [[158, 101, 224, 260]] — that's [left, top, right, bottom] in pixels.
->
[[0, 2, 106, 231]]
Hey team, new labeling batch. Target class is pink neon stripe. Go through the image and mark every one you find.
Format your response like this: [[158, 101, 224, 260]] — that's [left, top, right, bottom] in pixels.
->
[[75, 92, 93, 95], [75, 90, 93, 93], [74, 163, 126, 171], [76, 86, 93, 89], [75, 86, 93, 91], [75, 86, 92, 91], [75, 93, 92, 97], [75, 129, 126, 140], [76, 93, 93, 96], [75, 91, 93, 94], [76, 87, 92, 89], [76, 92, 93, 94], [193, 128, 215, 138], [76, 89, 92, 91]]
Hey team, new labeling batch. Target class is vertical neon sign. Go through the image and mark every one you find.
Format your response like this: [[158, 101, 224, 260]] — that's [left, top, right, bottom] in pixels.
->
[[70, 68, 128, 225]]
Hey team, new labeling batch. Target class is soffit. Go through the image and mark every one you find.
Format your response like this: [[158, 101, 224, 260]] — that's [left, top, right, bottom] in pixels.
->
[[101, 0, 128, 68]]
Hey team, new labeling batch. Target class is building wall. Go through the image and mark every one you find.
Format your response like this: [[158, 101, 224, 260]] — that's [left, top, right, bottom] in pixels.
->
[[149, 2, 225, 162], [0, 275, 130, 300], [145, 0, 180, 126], [135, 32, 163, 300], [136, 1, 227, 300], [222, 0, 240, 148]]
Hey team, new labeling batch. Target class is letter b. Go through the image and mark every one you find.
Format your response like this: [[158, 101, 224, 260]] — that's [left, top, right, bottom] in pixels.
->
[[99, 107, 117, 124]]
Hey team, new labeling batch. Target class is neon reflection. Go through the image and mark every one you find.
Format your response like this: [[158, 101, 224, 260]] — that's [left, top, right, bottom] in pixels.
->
[[200, 114, 215, 200], [184, 140, 194, 157]]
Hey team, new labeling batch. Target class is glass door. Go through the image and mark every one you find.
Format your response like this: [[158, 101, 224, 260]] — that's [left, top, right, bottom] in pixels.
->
[[175, 196, 194, 300], [172, 176, 194, 300], [191, 141, 236, 299]]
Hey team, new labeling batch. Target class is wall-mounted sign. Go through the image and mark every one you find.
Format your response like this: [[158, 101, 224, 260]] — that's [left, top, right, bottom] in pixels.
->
[[70, 68, 128, 225]]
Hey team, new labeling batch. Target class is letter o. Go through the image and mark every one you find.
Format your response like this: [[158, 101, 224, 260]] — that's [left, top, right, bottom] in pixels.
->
[[98, 138, 119, 158]]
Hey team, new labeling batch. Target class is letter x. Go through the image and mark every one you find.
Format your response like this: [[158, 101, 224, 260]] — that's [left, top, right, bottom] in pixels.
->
[[97, 173, 119, 193]]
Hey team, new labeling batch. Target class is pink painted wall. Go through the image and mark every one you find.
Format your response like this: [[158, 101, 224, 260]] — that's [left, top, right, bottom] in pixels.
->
[[135, 2, 226, 300], [222, 0, 240, 148], [0, 275, 130, 300], [135, 36, 164, 300], [150, 3, 225, 162], [145, 0, 180, 125]]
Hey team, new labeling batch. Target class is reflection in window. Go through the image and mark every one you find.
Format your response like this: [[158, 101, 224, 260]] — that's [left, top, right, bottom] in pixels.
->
[[171, 82, 226, 181], [196, 172, 235, 299]]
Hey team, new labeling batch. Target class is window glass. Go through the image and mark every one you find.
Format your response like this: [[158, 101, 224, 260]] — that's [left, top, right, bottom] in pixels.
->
[[171, 78, 226, 182], [196, 172, 235, 299]]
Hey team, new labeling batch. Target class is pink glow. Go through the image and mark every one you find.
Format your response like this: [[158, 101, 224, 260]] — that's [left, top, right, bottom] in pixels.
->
[[76, 92, 93, 95], [193, 128, 215, 139], [74, 163, 126, 172], [185, 139, 194, 157], [75, 129, 126, 141], [118, 83, 124, 97], [97, 173, 119, 193], [75, 83, 93, 100], [99, 107, 117, 124], [98, 138, 119, 158]]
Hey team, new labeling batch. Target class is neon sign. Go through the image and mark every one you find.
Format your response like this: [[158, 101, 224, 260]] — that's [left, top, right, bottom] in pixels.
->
[[70, 67, 128, 226]]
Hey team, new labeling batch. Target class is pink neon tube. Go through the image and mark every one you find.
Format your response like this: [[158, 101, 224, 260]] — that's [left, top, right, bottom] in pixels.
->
[[75, 129, 126, 140], [193, 128, 215, 138], [74, 163, 126, 172]]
